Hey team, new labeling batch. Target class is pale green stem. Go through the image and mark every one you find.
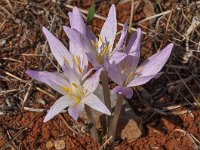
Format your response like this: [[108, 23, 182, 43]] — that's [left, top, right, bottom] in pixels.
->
[[100, 71, 111, 111], [85, 106, 99, 142], [100, 71, 111, 133], [108, 94, 124, 142]]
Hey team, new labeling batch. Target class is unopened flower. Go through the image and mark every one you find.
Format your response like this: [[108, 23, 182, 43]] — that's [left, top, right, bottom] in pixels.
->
[[26, 28, 111, 122], [107, 28, 174, 98], [63, 5, 127, 70]]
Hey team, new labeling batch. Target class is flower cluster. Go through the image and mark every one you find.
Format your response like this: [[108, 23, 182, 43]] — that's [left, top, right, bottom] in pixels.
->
[[26, 4, 173, 140]]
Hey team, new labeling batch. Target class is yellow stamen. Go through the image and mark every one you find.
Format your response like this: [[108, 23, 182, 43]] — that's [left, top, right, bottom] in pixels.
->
[[91, 40, 98, 49], [127, 71, 133, 79], [80, 88, 85, 97], [75, 95, 80, 104], [75, 56, 82, 73], [135, 66, 143, 73], [72, 83, 78, 88], [96, 54, 100, 61], [76, 56, 80, 64], [101, 45, 109, 56], [63, 57, 70, 65], [72, 54, 78, 65], [91, 40, 95, 46], [69, 88, 72, 96], [78, 65, 82, 73], [72, 54, 82, 73], [63, 87, 69, 91], [98, 34, 104, 45]]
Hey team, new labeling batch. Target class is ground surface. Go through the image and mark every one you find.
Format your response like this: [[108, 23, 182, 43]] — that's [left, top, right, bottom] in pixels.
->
[[0, 0, 200, 149]]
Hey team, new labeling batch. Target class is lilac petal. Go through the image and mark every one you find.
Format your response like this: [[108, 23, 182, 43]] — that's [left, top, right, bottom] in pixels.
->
[[113, 20, 128, 52], [63, 26, 93, 56], [86, 26, 97, 42], [68, 7, 86, 34], [26, 70, 70, 95], [106, 61, 123, 85], [125, 28, 141, 54], [81, 67, 94, 81], [83, 94, 111, 115], [154, 72, 163, 79], [111, 86, 133, 98], [68, 102, 84, 120], [43, 96, 74, 122], [62, 63, 80, 84], [137, 43, 174, 77], [86, 53, 99, 68], [69, 7, 97, 42], [64, 27, 94, 74], [83, 68, 103, 94], [109, 51, 127, 64], [42, 27, 73, 69], [100, 4, 117, 48], [127, 74, 158, 87], [124, 28, 142, 71]]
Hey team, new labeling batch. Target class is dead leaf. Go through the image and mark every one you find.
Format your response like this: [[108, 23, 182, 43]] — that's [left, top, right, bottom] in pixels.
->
[[143, 0, 155, 24]]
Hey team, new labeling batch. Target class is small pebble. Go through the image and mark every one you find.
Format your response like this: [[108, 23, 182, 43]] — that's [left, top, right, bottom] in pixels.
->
[[54, 140, 65, 150], [38, 99, 46, 105], [46, 141, 54, 149]]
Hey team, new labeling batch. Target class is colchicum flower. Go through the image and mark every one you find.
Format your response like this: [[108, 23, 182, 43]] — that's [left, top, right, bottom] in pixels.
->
[[41, 27, 88, 81], [26, 27, 111, 122], [63, 4, 127, 70], [107, 28, 174, 98]]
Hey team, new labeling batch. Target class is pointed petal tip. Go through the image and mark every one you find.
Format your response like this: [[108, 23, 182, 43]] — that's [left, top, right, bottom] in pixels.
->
[[25, 69, 31, 74], [106, 111, 111, 116], [168, 43, 174, 49], [73, 6, 79, 11], [111, 4, 116, 9], [43, 114, 51, 123], [71, 115, 79, 120], [124, 20, 128, 24], [42, 26, 52, 37], [43, 118, 48, 123], [25, 69, 35, 76], [42, 26, 46, 30], [137, 28, 142, 33], [162, 43, 174, 54], [110, 4, 116, 15], [63, 26, 70, 32], [42, 26, 48, 33]]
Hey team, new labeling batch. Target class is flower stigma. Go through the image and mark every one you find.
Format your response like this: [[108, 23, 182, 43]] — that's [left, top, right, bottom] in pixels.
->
[[91, 35, 112, 63], [62, 83, 85, 105]]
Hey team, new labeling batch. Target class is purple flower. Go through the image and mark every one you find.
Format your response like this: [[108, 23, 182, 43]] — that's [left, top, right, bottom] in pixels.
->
[[42, 27, 90, 81], [63, 5, 127, 70], [107, 28, 174, 98], [26, 68, 110, 122], [26, 28, 111, 122]]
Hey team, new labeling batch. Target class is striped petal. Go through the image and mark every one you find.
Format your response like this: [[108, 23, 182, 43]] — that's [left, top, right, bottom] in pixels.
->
[[83, 94, 111, 115], [127, 74, 158, 87], [68, 102, 84, 120], [68, 7, 86, 34], [111, 86, 133, 98], [44, 96, 74, 122], [100, 4, 117, 49], [137, 43, 173, 77], [113, 20, 128, 52], [83, 68, 102, 94], [124, 28, 142, 71], [42, 27, 73, 70], [26, 70, 70, 95]]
